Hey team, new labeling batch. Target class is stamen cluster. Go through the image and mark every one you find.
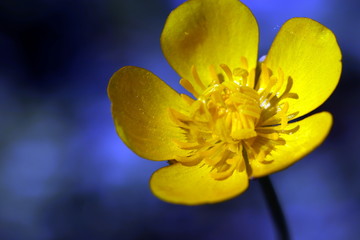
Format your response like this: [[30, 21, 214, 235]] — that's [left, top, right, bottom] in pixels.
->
[[170, 58, 300, 179]]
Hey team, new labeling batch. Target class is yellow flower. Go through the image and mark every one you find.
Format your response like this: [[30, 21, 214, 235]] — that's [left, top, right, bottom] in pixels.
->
[[108, 0, 341, 205]]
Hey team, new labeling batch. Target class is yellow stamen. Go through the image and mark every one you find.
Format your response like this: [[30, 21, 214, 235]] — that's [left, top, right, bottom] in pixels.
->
[[180, 93, 195, 105], [170, 58, 299, 180], [191, 65, 206, 90], [220, 64, 234, 82], [180, 78, 199, 98]]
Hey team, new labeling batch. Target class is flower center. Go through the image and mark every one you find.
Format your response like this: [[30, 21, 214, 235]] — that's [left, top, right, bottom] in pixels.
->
[[170, 58, 299, 179], [197, 81, 260, 143]]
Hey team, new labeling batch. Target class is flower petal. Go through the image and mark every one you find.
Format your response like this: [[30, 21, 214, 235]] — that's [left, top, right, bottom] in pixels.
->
[[150, 163, 249, 205], [264, 18, 342, 117], [108, 66, 190, 160], [251, 112, 333, 178], [161, 0, 259, 91]]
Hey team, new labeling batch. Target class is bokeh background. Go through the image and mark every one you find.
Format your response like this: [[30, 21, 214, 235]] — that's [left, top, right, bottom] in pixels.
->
[[0, 0, 359, 239]]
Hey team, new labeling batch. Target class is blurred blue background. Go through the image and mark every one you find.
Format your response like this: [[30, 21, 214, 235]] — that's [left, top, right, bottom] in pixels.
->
[[0, 0, 359, 239]]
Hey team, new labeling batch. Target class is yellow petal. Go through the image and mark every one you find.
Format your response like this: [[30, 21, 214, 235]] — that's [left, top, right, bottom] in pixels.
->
[[251, 112, 333, 178], [161, 0, 259, 92], [108, 66, 190, 160], [150, 163, 248, 205], [264, 18, 342, 117]]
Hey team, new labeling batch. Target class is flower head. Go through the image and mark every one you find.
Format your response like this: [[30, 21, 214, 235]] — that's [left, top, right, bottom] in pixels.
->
[[108, 0, 341, 205]]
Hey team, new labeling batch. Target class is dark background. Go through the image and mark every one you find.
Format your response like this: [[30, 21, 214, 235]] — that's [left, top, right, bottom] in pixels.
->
[[0, 0, 359, 239]]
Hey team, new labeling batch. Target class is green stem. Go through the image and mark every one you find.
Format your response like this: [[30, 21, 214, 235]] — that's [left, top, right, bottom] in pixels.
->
[[258, 176, 290, 240]]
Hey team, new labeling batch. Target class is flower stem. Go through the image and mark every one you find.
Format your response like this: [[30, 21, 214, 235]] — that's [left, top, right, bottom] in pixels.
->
[[258, 176, 290, 240]]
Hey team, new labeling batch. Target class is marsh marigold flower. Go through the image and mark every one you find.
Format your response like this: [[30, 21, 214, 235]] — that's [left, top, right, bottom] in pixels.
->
[[108, 0, 341, 205]]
